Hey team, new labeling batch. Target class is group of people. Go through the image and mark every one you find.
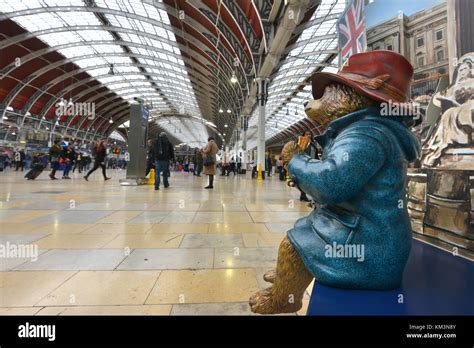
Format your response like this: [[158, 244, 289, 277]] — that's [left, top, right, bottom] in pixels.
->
[[145, 130, 319, 196], [146, 133, 218, 190], [46, 139, 111, 181]]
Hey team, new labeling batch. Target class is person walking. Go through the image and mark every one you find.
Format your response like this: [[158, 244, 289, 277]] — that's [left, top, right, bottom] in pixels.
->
[[229, 156, 237, 175], [221, 151, 230, 176], [14, 149, 25, 171], [48, 139, 62, 180], [202, 136, 218, 189], [145, 139, 154, 177], [276, 157, 284, 181], [84, 140, 111, 181], [62, 143, 75, 179], [195, 149, 203, 176], [153, 132, 174, 190], [266, 154, 273, 177], [73, 152, 82, 173]]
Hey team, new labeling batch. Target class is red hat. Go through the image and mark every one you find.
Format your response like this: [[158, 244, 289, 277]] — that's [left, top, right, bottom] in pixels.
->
[[312, 50, 414, 103]]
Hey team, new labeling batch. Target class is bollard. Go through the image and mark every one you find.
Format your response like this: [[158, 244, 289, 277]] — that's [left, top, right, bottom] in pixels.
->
[[148, 168, 155, 186], [257, 163, 263, 181]]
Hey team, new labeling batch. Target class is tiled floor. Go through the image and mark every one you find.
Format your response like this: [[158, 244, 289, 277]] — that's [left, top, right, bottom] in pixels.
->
[[0, 168, 313, 315]]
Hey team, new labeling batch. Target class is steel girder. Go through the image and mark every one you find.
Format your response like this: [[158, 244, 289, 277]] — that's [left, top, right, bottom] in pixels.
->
[[24, 60, 219, 119], [2, 38, 239, 105], [36, 69, 236, 129], [184, 0, 256, 77], [7, 43, 241, 124], [102, 111, 214, 141], [0, 3, 250, 103], [4, 51, 221, 124], [0, 1, 271, 141], [221, 0, 261, 57], [66, 76, 235, 138], [290, 12, 341, 38], [79, 77, 236, 137]]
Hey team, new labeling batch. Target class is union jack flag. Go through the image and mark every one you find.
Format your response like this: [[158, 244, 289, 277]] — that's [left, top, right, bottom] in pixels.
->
[[337, 0, 367, 66]]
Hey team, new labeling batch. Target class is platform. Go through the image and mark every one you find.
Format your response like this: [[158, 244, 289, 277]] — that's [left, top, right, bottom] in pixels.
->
[[0, 169, 312, 315]]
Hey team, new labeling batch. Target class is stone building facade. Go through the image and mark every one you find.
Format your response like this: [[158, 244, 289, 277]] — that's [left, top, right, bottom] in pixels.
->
[[367, 2, 449, 97]]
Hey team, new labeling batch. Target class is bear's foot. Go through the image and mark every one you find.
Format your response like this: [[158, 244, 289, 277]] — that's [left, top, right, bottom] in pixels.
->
[[249, 287, 303, 314], [263, 269, 276, 283]]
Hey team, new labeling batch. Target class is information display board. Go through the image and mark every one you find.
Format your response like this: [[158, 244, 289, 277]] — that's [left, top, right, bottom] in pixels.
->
[[122, 104, 149, 183]]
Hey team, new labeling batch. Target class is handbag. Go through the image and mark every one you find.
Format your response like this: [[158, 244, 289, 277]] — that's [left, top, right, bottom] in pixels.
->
[[203, 154, 215, 166]]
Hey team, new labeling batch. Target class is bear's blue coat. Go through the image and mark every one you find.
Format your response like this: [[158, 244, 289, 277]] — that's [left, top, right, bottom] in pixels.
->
[[288, 106, 420, 289]]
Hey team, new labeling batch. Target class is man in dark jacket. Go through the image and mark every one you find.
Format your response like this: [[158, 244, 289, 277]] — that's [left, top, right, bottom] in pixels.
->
[[153, 132, 174, 190]]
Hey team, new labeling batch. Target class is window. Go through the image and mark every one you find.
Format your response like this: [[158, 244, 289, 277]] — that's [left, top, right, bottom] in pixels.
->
[[386, 44, 393, 51], [417, 36, 424, 47], [436, 50, 444, 62], [436, 30, 443, 41], [417, 56, 425, 66]]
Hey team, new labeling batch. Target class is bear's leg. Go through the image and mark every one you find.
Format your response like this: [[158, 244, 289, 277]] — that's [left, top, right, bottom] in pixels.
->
[[249, 236, 313, 314]]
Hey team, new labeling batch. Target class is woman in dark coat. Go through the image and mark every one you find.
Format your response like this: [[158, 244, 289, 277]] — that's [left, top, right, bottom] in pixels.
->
[[84, 140, 110, 181]]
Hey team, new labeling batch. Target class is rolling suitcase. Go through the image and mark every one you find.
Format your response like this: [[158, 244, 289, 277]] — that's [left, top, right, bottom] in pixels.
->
[[25, 163, 45, 180]]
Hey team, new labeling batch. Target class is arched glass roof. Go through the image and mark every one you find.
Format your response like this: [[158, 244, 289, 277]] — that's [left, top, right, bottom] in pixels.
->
[[246, 0, 345, 149], [0, 0, 209, 145], [1, 0, 344, 148]]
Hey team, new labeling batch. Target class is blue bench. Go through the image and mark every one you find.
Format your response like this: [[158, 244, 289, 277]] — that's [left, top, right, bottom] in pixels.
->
[[307, 239, 474, 315]]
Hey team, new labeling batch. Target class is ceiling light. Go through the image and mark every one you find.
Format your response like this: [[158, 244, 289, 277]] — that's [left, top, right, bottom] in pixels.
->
[[109, 118, 113, 124], [227, 109, 231, 113], [108, 64, 115, 75], [58, 99, 65, 107], [11, 132, 16, 135], [224, 124, 228, 128], [230, 72, 238, 84], [223, 133, 226, 136], [219, 108, 223, 113]]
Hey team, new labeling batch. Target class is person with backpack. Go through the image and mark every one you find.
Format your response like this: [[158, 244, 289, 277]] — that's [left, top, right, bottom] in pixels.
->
[[84, 140, 111, 181], [153, 132, 174, 190]]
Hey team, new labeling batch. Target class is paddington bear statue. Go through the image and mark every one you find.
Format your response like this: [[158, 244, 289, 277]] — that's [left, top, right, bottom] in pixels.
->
[[249, 51, 421, 314]]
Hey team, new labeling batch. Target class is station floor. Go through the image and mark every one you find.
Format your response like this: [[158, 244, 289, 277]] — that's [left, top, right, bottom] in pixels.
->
[[0, 168, 314, 315]]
